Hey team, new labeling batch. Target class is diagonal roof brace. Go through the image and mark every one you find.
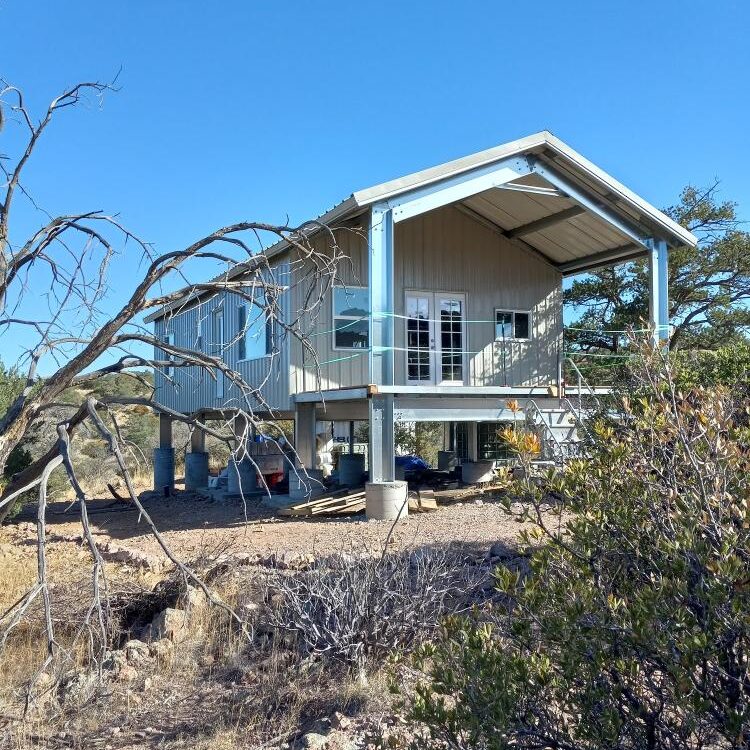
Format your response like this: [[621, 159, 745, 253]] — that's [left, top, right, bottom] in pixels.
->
[[527, 157, 652, 250], [507, 206, 586, 238]]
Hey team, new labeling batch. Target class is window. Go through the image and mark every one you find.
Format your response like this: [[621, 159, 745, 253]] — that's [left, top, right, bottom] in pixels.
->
[[161, 333, 174, 376], [238, 301, 273, 361], [195, 316, 203, 352], [477, 422, 513, 461], [451, 422, 469, 461], [495, 309, 531, 340], [333, 286, 369, 349]]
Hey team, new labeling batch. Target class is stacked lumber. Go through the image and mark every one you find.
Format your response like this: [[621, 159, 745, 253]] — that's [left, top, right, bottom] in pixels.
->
[[279, 487, 440, 518], [278, 489, 366, 517]]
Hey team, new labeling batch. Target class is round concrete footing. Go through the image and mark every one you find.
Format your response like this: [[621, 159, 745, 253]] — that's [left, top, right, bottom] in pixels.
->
[[289, 469, 325, 501], [227, 457, 257, 495], [338, 453, 365, 487], [365, 481, 409, 521], [153, 447, 175, 495], [461, 460, 495, 484], [185, 451, 209, 491]]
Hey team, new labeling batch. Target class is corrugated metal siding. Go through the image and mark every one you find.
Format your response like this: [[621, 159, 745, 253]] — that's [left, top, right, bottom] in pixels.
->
[[155, 206, 563, 407], [288, 228, 370, 394], [153, 261, 292, 415], [393, 205, 562, 387]]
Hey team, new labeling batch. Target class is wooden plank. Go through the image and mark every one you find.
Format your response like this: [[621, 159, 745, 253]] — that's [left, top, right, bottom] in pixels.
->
[[330, 501, 366, 515], [310, 495, 366, 516], [408, 497, 438, 512], [279, 490, 366, 517], [284, 487, 348, 511]]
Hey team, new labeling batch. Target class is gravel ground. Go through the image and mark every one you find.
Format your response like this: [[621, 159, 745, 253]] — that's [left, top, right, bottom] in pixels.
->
[[7, 486, 548, 565]]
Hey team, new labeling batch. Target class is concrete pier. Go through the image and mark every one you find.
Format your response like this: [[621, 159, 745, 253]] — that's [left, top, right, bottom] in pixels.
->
[[185, 451, 209, 490], [365, 480, 408, 520], [153, 447, 175, 495]]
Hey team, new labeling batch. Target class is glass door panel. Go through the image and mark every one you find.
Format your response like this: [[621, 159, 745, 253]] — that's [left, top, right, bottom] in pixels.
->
[[406, 293, 433, 384], [438, 295, 464, 384]]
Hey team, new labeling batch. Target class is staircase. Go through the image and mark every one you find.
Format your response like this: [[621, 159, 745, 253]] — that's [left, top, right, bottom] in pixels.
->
[[525, 401, 585, 464]]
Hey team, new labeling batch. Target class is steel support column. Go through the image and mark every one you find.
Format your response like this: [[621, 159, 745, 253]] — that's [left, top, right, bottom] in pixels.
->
[[369, 394, 395, 483], [648, 238, 670, 346], [369, 204, 395, 387], [369, 204, 396, 483]]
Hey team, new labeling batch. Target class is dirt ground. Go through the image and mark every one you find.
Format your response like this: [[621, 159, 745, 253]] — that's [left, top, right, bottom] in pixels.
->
[[6, 484, 537, 565], [0, 485, 554, 749]]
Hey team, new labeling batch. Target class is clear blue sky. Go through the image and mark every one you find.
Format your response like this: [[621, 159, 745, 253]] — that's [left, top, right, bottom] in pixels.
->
[[1, 0, 749, 369]]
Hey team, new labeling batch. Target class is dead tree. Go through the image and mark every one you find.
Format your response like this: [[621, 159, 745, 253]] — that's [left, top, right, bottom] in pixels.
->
[[0, 78, 348, 689]]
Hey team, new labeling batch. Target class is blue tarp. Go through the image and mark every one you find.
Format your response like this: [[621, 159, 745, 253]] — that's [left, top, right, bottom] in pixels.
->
[[394, 455, 430, 472]]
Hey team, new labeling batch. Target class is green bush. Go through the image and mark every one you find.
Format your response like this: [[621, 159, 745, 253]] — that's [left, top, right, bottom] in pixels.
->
[[406, 352, 750, 749], [672, 342, 750, 389]]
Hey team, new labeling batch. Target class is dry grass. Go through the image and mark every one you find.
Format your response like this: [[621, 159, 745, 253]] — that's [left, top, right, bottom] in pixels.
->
[[0, 551, 402, 749]]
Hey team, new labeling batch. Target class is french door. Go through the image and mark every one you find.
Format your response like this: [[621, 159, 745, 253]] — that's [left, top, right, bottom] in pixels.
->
[[405, 291, 466, 385]]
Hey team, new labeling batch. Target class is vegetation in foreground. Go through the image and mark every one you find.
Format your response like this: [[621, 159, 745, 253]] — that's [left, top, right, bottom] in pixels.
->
[[405, 348, 750, 750]]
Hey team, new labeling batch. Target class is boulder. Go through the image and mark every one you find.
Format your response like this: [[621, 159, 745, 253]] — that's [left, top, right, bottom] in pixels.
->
[[149, 638, 175, 661], [150, 608, 189, 643], [301, 732, 328, 749], [181, 585, 208, 610], [124, 639, 151, 664]]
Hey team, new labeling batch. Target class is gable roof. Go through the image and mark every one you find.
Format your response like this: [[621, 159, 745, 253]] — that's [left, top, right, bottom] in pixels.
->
[[146, 131, 697, 323]]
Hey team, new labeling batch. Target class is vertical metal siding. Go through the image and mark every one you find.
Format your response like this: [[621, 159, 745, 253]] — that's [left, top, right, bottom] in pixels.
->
[[288, 228, 370, 394], [153, 261, 292, 415], [392, 205, 562, 387]]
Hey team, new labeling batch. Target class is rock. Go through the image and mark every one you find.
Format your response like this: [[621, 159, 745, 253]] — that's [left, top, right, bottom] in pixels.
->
[[150, 638, 175, 661], [301, 732, 328, 749], [330, 711, 351, 730], [124, 639, 151, 664], [143, 676, 153, 691], [96, 541, 162, 572], [150, 607, 189, 643], [59, 670, 97, 703], [181, 585, 208, 610], [230, 551, 261, 565], [117, 664, 139, 683], [489, 542, 508, 558], [103, 650, 128, 674], [266, 550, 316, 570]]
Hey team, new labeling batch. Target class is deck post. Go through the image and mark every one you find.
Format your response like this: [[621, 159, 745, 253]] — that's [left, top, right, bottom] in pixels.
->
[[648, 238, 670, 347], [185, 422, 209, 491], [348, 420, 356, 454], [294, 402, 317, 470], [369, 394, 395, 483], [154, 413, 175, 495], [368, 204, 396, 485]]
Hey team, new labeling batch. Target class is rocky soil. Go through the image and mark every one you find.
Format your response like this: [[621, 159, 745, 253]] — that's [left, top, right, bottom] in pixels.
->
[[0, 487, 553, 749]]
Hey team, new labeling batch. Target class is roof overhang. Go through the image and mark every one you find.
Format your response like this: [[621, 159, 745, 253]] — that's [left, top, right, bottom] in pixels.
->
[[147, 131, 697, 323]]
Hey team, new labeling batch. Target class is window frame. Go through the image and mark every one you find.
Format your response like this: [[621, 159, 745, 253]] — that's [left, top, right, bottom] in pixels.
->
[[161, 333, 174, 377], [494, 308, 532, 341], [237, 299, 275, 363], [331, 285, 370, 352], [477, 421, 513, 461]]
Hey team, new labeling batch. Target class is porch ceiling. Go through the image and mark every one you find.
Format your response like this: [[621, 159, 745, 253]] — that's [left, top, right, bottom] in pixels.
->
[[461, 174, 640, 273]]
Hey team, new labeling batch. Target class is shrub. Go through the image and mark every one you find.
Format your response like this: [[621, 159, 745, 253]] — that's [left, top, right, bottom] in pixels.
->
[[407, 350, 750, 750], [261, 549, 482, 674]]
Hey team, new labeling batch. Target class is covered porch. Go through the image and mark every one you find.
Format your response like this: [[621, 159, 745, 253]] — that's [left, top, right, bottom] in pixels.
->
[[362, 132, 695, 482]]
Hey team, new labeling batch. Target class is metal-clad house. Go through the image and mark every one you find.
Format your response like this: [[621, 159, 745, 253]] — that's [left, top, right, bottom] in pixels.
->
[[147, 132, 697, 486]]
